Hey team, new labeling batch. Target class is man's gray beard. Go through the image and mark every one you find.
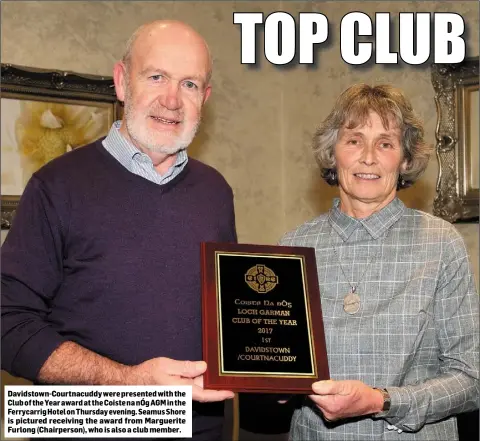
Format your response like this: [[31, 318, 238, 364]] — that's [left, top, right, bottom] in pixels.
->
[[123, 91, 200, 154], [125, 116, 200, 155]]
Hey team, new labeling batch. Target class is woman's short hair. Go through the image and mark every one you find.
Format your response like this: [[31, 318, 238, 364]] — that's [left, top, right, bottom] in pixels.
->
[[313, 84, 432, 189]]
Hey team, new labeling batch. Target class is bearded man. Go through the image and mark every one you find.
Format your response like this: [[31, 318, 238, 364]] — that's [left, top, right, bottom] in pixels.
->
[[2, 20, 237, 441]]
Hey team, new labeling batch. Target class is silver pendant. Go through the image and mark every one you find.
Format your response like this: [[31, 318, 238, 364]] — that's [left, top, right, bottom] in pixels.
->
[[344, 292, 360, 314]]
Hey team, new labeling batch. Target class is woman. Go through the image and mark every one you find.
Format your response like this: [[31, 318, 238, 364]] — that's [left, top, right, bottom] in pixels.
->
[[281, 84, 479, 440]]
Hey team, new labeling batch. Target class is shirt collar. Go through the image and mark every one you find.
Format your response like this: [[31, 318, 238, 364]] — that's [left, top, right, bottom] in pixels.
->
[[102, 121, 188, 173], [328, 197, 405, 241]]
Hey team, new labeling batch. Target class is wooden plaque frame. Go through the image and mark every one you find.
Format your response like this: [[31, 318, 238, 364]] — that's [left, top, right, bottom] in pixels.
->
[[201, 242, 329, 393]]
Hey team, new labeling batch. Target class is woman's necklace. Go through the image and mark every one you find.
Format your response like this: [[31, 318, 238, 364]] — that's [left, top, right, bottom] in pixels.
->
[[331, 233, 387, 315]]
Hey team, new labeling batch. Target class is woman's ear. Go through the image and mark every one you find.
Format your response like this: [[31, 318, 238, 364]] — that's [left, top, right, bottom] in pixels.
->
[[400, 158, 410, 174]]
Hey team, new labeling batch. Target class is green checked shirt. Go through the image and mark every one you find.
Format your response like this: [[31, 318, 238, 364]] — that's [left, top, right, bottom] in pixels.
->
[[281, 197, 479, 441]]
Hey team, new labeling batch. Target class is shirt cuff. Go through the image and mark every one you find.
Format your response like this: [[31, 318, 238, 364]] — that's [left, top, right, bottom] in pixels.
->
[[372, 386, 410, 419], [386, 424, 403, 433]]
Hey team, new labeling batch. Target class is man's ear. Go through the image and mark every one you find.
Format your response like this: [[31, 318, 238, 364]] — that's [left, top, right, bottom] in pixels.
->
[[202, 84, 212, 104], [113, 61, 127, 102]]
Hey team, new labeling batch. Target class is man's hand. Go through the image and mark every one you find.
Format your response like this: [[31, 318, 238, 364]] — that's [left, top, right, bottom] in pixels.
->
[[38, 342, 233, 402], [308, 380, 384, 422], [127, 357, 234, 402]]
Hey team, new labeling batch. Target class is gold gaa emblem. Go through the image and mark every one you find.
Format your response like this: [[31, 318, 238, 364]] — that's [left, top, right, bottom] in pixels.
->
[[245, 265, 278, 293]]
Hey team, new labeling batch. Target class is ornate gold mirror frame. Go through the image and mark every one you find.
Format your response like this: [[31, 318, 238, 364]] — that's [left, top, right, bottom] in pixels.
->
[[432, 57, 479, 223]]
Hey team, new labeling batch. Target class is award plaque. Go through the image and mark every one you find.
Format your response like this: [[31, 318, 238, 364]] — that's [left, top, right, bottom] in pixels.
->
[[201, 242, 329, 393]]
